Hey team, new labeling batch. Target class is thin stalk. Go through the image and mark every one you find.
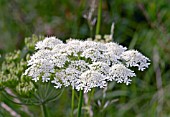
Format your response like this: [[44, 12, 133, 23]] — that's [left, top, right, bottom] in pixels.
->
[[88, 88, 94, 105], [77, 90, 83, 117], [85, 89, 95, 117], [96, 0, 102, 35], [41, 103, 48, 117], [71, 89, 75, 117]]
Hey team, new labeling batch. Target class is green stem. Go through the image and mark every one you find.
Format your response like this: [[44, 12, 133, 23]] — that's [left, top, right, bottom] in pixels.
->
[[77, 90, 83, 117], [71, 88, 75, 117], [41, 103, 48, 117], [96, 0, 102, 35]]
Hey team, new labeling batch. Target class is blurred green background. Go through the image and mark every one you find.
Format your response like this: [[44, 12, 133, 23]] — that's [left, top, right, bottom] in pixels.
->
[[0, 0, 170, 117]]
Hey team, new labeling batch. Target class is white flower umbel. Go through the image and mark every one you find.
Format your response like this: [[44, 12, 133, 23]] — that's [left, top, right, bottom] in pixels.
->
[[120, 50, 150, 71], [105, 42, 127, 56], [76, 70, 107, 93], [51, 78, 62, 89], [24, 36, 150, 93], [35, 36, 63, 50], [88, 62, 110, 75], [109, 64, 136, 85], [81, 48, 102, 62]]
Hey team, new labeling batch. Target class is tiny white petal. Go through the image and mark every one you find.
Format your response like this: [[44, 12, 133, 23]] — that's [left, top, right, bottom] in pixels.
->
[[121, 50, 150, 71]]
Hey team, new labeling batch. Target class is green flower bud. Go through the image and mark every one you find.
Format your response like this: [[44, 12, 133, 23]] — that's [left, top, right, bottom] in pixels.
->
[[26, 54, 31, 61], [0, 35, 43, 98], [16, 81, 35, 97], [21, 75, 32, 82], [0, 74, 19, 88], [5, 50, 21, 62]]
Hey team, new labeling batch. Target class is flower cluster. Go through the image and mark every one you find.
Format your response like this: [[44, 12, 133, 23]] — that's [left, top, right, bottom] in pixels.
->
[[24, 36, 150, 93], [0, 35, 44, 97]]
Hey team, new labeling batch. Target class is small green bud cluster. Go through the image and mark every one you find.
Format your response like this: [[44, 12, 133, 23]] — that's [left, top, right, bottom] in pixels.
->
[[0, 35, 44, 97]]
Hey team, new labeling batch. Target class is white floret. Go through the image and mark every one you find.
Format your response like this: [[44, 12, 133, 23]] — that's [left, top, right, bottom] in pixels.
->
[[120, 50, 150, 71], [35, 36, 63, 50], [108, 64, 136, 85], [75, 70, 107, 93]]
